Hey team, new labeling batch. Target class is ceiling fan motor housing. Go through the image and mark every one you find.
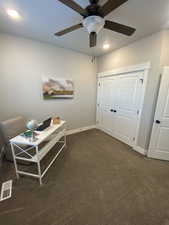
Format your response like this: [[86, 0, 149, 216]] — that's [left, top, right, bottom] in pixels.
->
[[89, 0, 99, 4], [82, 16, 105, 34]]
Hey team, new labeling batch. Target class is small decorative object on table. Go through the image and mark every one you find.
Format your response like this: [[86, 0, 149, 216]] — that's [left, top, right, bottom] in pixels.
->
[[26, 120, 38, 141], [21, 130, 32, 138], [52, 117, 61, 125]]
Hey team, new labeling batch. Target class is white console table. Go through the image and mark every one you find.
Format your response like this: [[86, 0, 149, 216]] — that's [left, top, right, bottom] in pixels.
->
[[10, 121, 66, 185]]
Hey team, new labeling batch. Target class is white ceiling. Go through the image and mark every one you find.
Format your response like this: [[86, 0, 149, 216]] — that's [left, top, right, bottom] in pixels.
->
[[0, 0, 169, 56]]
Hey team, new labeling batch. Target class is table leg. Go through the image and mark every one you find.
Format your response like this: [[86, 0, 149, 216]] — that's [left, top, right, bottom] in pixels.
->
[[37, 161, 42, 186], [10, 143, 19, 179], [36, 146, 42, 186], [64, 130, 67, 148]]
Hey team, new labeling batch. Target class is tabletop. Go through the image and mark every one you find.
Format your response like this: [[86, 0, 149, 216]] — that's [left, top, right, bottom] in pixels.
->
[[10, 120, 66, 146]]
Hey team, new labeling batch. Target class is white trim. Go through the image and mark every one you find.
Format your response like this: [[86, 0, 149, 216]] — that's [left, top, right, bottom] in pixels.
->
[[134, 67, 149, 147], [98, 126, 134, 146], [97, 62, 151, 77], [66, 125, 96, 136], [132, 146, 147, 155], [96, 125, 147, 156]]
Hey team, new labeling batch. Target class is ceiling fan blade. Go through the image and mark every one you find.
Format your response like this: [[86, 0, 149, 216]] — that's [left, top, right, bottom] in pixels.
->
[[99, 0, 128, 17], [90, 32, 97, 48], [55, 23, 83, 36], [57, 0, 87, 16], [104, 20, 136, 36]]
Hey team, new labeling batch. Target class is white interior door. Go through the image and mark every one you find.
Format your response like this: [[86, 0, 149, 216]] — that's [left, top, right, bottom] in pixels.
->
[[112, 73, 143, 145], [148, 68, 169, 160], [98, 78, 116, 134], [97, 71, 144, 146]]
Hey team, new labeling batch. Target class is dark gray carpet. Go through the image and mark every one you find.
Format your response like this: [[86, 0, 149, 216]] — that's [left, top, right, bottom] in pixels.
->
[[1, 129, 169, 225]]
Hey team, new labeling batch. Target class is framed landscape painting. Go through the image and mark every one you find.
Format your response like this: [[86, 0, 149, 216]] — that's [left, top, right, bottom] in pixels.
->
[[42, 77, 74, 99]]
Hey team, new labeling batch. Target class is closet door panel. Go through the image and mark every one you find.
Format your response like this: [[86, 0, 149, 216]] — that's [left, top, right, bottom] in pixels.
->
[[116, 74, 142, 113], [113, 113, 137, 144], [99, 78, 116, 133], [113, 73, 143, 145]]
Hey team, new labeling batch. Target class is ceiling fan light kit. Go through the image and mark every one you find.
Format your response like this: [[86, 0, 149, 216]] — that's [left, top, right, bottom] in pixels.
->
[[83, 16, 105, 34], [55, 0, 136, 48]]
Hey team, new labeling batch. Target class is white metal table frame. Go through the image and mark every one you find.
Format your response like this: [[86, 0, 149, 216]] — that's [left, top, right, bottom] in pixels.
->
[[10, 121, 66, 185]]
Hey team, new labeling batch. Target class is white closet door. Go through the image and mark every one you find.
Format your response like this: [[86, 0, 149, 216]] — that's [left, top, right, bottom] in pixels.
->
[[97, 71, 144, 146], [99, 78, 116, 134], [112, 73, 143, 145], [148, 68, 169, 160]]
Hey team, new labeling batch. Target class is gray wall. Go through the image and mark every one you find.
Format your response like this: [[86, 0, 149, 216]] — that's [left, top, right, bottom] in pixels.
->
[[0, 33, 97, 130], [161, 29, 169, 66], [1, 30, 169, 150], [97, 32, 163, 150]]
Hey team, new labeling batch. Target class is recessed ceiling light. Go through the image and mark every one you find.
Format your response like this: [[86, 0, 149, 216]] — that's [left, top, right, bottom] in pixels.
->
[[6, 9, 21, 19], [103, 44, 110, 50]]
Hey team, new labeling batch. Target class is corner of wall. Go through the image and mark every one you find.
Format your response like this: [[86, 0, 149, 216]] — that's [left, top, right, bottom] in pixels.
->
[[160, 29, 169, 66]]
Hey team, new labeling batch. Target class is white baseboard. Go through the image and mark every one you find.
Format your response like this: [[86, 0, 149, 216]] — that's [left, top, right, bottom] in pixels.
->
[[133, 146, 147, 155], [97, 126, 147, 156], [66, 125, 96, 136]]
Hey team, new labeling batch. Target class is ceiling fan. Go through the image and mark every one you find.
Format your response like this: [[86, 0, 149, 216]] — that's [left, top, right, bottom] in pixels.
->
[[55, 0, 136, 48]]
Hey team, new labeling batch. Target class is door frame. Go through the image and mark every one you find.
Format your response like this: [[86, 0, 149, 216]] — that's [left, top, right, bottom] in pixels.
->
[[96, 62, 151, 155]]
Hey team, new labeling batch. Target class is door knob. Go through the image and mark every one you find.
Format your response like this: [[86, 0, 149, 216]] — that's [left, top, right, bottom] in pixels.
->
[[114, 110, 117, 113], [110, 109, 114, 112], [155, 120, 161, 124]]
